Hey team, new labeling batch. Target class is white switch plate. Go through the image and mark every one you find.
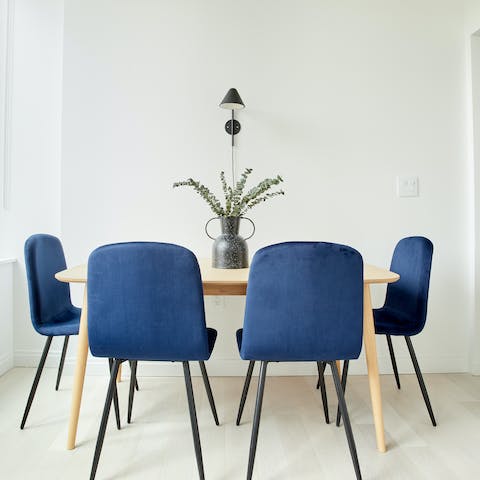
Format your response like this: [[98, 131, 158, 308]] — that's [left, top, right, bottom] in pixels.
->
[[397, 176, 419, 197]]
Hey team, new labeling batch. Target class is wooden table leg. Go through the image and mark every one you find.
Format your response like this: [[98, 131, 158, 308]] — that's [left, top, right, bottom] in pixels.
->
[[117, 364, 122, 382], [363, 285, 387, 453], [66, 287, 89, 450]]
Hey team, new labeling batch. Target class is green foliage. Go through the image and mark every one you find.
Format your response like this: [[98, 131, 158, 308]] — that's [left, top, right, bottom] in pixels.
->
[[173, 168, 285, 217]]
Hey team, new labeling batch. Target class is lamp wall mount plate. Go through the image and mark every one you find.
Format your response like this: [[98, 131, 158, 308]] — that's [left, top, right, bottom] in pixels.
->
[[225, 119, 241, 135]]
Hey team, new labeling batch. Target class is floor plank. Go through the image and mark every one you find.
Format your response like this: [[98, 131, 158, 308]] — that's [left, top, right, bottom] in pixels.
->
[[1, 368, 479, 479]]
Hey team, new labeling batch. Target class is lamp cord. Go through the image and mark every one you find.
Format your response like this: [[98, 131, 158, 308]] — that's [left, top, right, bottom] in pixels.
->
[[232, 143, 235, 188], [231, 110, 235, 187]]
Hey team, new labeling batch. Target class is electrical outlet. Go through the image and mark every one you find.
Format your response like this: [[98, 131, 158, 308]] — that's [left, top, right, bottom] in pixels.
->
[[213, 296, 224, 307], [397, 176, 419, 197]]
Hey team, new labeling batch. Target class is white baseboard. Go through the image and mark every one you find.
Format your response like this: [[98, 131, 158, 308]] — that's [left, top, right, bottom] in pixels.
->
[[14, 348, 469, 376], [469, 361, 480, 376], [0, 352, 13, 376]]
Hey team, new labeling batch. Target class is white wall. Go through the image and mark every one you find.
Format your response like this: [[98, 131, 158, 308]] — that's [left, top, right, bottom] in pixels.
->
[[58, 0, 475, 376], [0, 0, 65, 369]]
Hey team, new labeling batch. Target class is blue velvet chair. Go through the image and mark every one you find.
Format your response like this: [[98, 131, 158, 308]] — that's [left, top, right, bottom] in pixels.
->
[[334, 236, 436, 428], [237, 242, 364, 480], [21, 234, 82, 429], [87, 242, 218, 480], [22, 234, 122, 431]]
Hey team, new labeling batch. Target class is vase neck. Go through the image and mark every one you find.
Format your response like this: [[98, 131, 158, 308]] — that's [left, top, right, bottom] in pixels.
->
[[220, 216, 240, 235]]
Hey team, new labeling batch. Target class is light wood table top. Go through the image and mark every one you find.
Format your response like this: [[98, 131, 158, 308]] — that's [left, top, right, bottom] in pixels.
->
[[56, 260, 399, 295]]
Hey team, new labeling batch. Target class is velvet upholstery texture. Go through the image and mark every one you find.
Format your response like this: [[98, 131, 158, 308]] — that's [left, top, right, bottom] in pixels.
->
[[374, 237, 433, 337], [88, 242, 216, 361], [238, 242, 364, 361], [24, 234, 80, 337]]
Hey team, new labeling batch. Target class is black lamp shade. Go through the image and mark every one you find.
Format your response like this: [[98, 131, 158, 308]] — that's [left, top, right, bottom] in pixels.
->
[[220, 88, 245, 110]]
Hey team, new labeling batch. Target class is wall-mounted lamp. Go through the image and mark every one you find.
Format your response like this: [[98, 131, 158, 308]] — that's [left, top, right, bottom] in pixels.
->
[[219, 88, 245, 185]]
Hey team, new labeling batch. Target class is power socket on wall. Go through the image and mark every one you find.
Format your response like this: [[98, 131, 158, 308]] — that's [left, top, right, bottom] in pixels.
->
[[213, 296, 225, 308], [397, 176, 419, 197]]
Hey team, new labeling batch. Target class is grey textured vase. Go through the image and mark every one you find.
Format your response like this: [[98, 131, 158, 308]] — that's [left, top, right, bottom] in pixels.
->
[[205, 216, 255, 269]]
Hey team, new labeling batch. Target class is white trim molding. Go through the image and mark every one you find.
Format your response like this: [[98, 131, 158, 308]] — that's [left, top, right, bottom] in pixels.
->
[[0, 257, 15, 264], [13, 349, 469, 377], [0, 0, 14, 210], [0, 352, 13, 376]]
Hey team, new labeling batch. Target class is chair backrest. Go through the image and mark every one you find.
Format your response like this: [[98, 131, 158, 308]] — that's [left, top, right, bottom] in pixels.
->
[[88, 242, 210, 361], [240, 242, 364, 361], [24, 234, 73, 329], [384, 236, 433, 332]]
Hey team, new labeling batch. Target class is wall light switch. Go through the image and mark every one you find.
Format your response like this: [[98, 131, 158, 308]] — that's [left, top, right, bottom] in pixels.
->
[[397, 176, 419, 197]]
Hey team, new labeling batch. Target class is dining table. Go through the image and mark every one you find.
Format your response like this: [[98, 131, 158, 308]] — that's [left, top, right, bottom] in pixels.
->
[[56, 259, 399, 453]]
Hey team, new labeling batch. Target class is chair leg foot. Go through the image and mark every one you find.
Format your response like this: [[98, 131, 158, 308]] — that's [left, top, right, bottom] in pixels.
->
[[55, 336, 69, 391], [199, 361, 219, 426], [90, 359, 122, 480], [21, 336, 53, 429], [108, 358, 121, 430], [330, 361, 362, 480], [247, 361, 268, 480], [128, 360, 137, 424], [236, 361, 255, 426], [386, 335, 401, 389], [316, 362, 329, 424], [183, 362, 205, 480], [405, 336, 437, 427]]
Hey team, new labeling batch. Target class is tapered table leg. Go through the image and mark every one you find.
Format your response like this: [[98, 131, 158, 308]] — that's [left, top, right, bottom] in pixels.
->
[[67, 287, 89, 450], [363, 285, 386, 453]]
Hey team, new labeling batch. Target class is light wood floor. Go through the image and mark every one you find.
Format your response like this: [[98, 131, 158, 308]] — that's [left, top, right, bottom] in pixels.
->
[[1, 368, 479, 479]]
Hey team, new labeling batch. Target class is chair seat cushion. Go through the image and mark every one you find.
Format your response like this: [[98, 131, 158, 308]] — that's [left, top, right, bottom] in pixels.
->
[[236, 328, 243, 351], [374, 307, 422, 336], [207, 328, 217, 354], [35, 307, 81, 336]]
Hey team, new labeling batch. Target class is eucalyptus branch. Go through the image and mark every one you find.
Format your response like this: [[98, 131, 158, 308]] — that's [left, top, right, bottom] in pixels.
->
[[226, 185, 233, 216], [237, 175, 283, 213], [220, 171, 232, 215], [240, 190, 285, 215], [173, 168, 284, 217], [230, 168, 253, 214], [173, 179, 225, 216]]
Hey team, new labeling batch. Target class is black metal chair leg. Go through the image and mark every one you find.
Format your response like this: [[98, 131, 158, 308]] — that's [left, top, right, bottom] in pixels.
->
[[183, 361, 205, 480], [55, 336, 69, 391], [330, 361, 362, 480], [20, 336, 53, 429], [386, 335, 401, 389], [108, 358, 121, 430], [316, 361, 324, 389], [405, 336, 437, 427], [199, 361, 220, 426], [90, 359, 122, 480], [336, 360, 350, 427], [316, 362, 329, 423], [125, 359, 139, 392], [246, 361, 268, 480], [236, 361, 255, 426], [127, 360, 137, 424]]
